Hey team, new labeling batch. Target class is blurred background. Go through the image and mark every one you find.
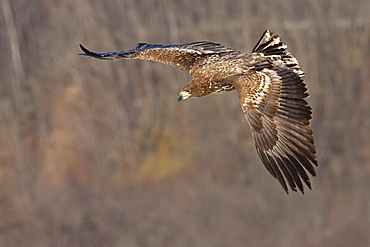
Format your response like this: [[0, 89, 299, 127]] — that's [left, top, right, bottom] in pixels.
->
[[1, 0, 369, 246]]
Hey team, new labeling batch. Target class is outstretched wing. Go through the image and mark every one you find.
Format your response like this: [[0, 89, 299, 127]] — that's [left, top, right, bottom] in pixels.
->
[[79, 41, 237, 73], [222, 31, 317, 193], [228, 66, 317, 194]]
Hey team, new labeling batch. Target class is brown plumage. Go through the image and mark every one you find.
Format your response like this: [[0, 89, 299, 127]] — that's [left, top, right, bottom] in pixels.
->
[[79, 30, 318, 194]]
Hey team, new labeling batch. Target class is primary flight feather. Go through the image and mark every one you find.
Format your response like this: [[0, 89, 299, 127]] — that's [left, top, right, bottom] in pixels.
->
[[79, 30, 318, 194]]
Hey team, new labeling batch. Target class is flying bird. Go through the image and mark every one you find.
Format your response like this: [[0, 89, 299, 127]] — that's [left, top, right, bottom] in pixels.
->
[[79, 30, 318, 194]]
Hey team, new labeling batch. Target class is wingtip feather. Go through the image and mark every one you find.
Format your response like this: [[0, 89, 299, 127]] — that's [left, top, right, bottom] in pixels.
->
[[79, 44, 90, 55]]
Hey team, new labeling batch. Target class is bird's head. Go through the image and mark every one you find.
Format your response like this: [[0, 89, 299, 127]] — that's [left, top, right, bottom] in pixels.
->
[[177, 89, 192, 102], [177, 78, 209, 102]]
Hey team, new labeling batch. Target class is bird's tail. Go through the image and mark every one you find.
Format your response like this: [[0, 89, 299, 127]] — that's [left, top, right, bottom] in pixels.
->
[[79, 44, 133, 60], [252, 30, 304, 76]]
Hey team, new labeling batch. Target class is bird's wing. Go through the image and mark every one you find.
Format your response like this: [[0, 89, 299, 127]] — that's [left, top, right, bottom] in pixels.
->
[[224, 65, 317, 194], [79, 41, 238, 73]]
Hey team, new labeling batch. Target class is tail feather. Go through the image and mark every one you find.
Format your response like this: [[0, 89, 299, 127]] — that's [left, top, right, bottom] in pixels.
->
[[253, 30, 304, 76], [252, 30, 287, 55]]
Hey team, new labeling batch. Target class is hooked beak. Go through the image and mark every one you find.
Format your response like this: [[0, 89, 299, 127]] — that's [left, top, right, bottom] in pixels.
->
[[177, 91, 191, 102]]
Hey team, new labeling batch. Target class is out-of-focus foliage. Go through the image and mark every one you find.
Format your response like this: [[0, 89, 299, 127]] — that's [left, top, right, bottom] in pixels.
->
[[0, 0, 369, 246]]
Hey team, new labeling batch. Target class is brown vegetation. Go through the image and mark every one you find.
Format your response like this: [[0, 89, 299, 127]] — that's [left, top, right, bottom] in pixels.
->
[[0, 0, 369, 246]]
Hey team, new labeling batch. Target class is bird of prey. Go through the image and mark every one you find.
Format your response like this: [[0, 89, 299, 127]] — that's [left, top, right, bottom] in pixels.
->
[[79, 30, 318, 194]]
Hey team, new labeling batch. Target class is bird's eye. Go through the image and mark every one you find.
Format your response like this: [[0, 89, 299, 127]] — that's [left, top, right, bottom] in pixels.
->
[[186, 90, 191, 93]]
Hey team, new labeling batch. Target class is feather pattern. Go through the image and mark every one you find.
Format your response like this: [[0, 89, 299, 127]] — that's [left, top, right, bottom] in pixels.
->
[[228, 67, 317, 193], [80, 41, 237, 72], [79, 30, 318, 194]]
